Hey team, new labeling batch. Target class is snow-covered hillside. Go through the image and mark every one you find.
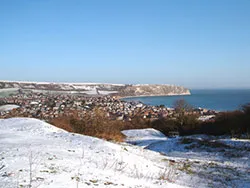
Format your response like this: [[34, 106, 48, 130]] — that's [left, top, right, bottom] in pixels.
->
[[1, 118, 249, 188], [123, 130, 250, 188], [0, 81, 190, 97], [122, 128, 168, 147], [0, 118, 186, 188]]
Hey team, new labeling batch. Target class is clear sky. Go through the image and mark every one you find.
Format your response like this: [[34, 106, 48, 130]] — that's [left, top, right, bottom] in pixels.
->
[[1, 0, 250, 89]]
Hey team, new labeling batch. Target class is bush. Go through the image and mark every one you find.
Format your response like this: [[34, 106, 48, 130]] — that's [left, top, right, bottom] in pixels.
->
[[50, 108, 126, 142], [50, 117, 74, 132], [179, 105, 250, 137], [50, 103, 250, 141], [151, 118, 178, 136], [149, 113, 199, 136], [50, 108, 154, 142]]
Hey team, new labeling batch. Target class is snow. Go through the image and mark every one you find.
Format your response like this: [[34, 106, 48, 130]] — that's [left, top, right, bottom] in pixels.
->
[[124, 133, 250, 188], [72, 85, 96, 90], [59, 84, 74, 90], [83, 90, 98, 95], [198, 115, 215, 121], [0, 118, 186, 188], [0, 105, 20, 112], [0, 88, 20, 92], [98, 90, 118, 95], [122, 128, 167, 147], [0, 80, 125, 86], [1, 118, 249, 187], [30, 101, 39, 105]]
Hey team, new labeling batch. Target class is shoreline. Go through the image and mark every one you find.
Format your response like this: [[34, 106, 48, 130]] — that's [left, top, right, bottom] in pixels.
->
[[119, 93, 191, 100], [119, 93, 222, 113]]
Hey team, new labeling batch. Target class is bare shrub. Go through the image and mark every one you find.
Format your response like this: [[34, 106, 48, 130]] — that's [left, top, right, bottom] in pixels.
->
[[50, 108, 125, 142], [158, 164, 178, 182], [19, 150, 43, 188]]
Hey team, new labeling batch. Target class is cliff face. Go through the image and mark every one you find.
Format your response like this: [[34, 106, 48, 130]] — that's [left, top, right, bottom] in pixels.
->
[[118, 84, 190, 97], [0, 81, 190, 96]]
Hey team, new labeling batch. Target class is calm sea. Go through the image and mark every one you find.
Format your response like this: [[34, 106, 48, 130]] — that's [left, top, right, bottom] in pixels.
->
[[122, 89, 250, 111]]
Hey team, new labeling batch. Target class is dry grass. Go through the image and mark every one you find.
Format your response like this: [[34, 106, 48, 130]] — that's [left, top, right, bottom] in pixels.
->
[[50, 109, 126, 142], [49, 108, 153, 142], [50, 117, 74, 133]]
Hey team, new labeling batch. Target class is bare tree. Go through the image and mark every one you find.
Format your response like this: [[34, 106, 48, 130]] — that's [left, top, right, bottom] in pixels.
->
[[173, 99, 193, 127]]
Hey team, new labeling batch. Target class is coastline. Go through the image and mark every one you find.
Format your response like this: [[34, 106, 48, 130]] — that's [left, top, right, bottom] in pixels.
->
[[119, 92, 191, 100], [119, 89, 250, 112], [120, 93, 220, 114]]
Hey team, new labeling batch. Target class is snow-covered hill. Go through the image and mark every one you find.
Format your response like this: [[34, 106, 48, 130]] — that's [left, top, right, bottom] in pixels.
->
[[0, 81, 190, 97], [1, 118, 249, 188], [0, 118, 186, 188]]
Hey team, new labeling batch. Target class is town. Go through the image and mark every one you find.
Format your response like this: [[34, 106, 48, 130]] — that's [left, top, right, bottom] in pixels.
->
[[0, 92, 217, 122]]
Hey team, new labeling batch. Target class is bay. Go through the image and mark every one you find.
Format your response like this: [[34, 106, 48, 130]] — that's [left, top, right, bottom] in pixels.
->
[[122, 89, 250, 111]]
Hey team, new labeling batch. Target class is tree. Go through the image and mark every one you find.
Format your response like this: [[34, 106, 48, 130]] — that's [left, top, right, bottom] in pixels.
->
[[242, 103, 250, 115], [173, 99, 193, 127], [173, 99, 192, 113], [241, 103, 250, 136]]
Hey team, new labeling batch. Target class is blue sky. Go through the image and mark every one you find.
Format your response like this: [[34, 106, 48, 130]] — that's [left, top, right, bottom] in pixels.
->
[[1, 0, 250, 89]]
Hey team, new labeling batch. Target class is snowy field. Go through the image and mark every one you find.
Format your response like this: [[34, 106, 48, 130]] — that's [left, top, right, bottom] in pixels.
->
[[0, 88, 19, 98], [0, 118, 249, 188]]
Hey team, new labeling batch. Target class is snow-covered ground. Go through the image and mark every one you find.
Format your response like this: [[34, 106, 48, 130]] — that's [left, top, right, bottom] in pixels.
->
[[0, 88, 19, 98], [198, 115, 215, 121], [0, 118, 186, 188], [122, 128, 168, 147], [123, 131, 250, 188], [1, 118, 249, 188], [0, 88, 20, 92], [98, 90, 118, 95], [0, 105, 20, 112]]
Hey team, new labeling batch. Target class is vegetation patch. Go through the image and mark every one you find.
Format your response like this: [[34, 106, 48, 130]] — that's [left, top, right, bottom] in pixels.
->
[[50, 108, 151, 142], [49, 101, 250, 142], [179, 138, 195, 144], [178, 163, 194, 174], [181, 138, 233, 151]]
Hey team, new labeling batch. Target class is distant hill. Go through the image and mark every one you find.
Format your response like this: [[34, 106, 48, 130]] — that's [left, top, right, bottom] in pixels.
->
[[0, 81, 190, 96], [119, 84, 190, 97]]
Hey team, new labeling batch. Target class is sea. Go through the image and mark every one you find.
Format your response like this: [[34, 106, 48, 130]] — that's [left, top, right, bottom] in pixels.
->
[[122, 89, 250, 112]]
